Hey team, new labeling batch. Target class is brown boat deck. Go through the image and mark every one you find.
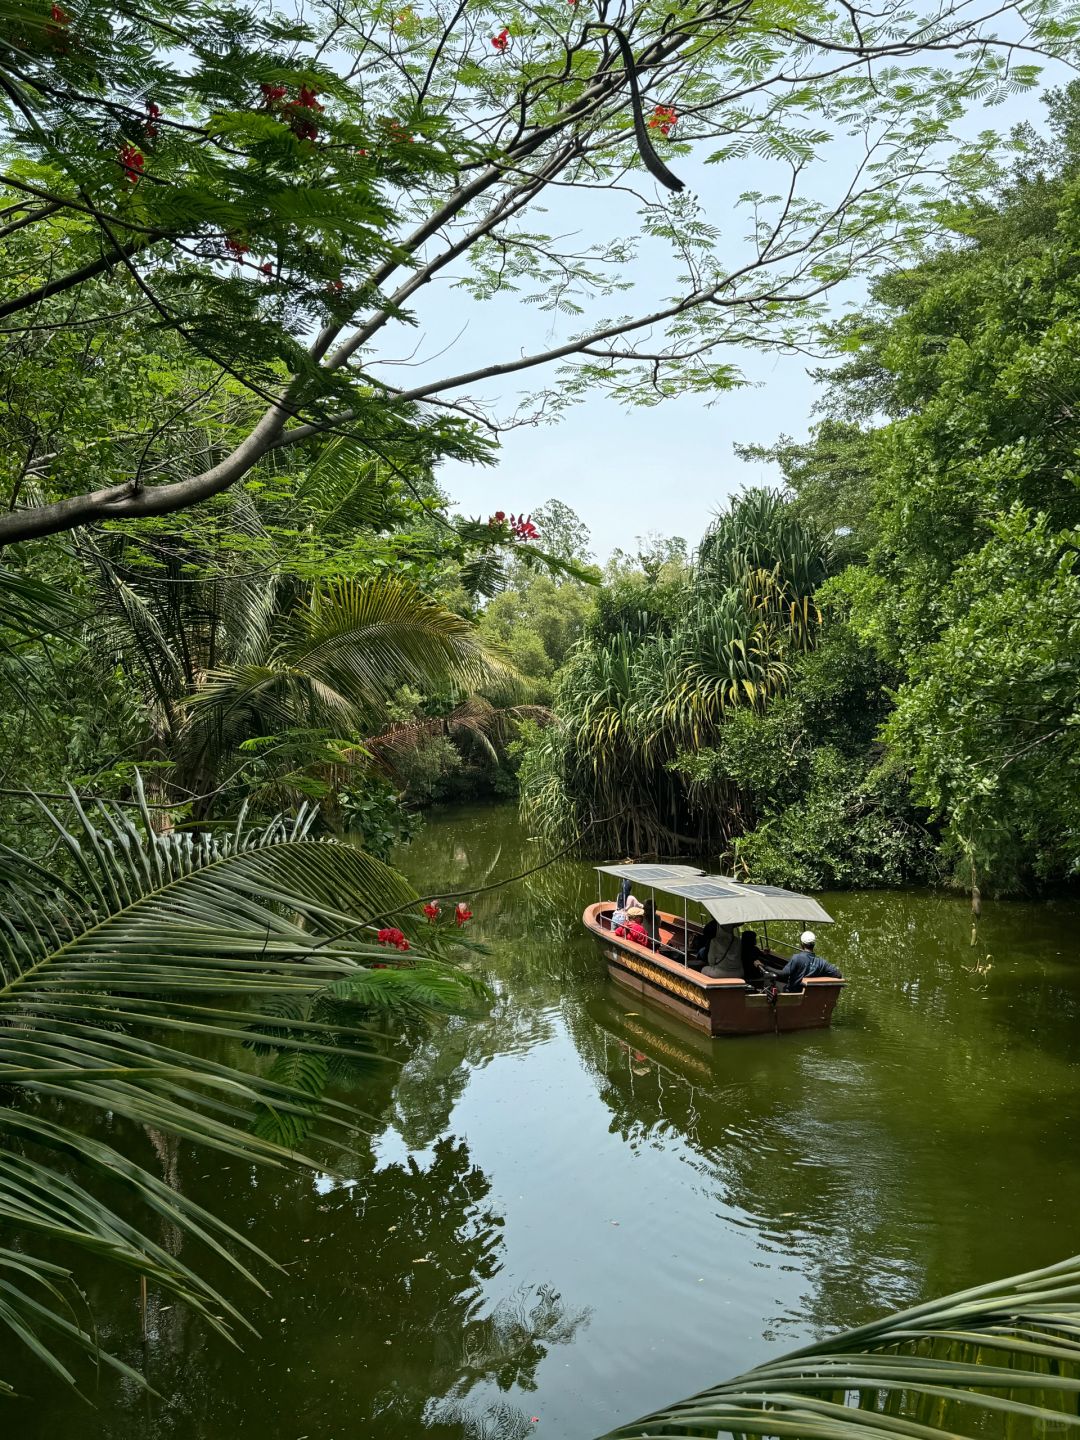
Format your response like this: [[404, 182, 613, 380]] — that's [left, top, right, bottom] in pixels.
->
[[582, 902, 845, 1037]]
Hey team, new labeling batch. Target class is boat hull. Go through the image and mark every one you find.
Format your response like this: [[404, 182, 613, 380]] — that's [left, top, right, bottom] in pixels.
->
[[583, 903, 844, 1038]]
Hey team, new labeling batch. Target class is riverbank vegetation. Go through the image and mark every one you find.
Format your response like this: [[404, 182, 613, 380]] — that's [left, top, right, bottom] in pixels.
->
[[522, 83, 1080, 899]]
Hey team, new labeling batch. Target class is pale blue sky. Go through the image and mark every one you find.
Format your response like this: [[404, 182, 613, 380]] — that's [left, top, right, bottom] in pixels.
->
[[388, 66, 1072, 559]]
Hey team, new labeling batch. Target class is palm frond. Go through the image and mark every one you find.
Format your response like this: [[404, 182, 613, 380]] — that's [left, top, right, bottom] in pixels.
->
[[293, 577, 522, 704], [603, 1254, 1080, 1439], [0, 774, 485, 1390], [0, 566, 73, 649], [185, 576, 523, 781], [294, 441, 401, 539]]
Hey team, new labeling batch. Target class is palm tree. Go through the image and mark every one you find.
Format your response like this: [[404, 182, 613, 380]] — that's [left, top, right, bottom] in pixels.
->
[[0, 774, 482, 1393], [86, 536, 519, 814], [181, 574, 520, 804], [602, 1253, 1080, 1438]]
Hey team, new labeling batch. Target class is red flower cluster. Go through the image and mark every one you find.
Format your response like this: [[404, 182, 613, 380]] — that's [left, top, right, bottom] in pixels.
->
[[224, 235, 249, 259], [145, 100, 161, 140], [45, 3, 71, 49], [260, 261, 274, 276], [422, 902, 441, 921], [510, 512, 539, 541], [288, 87, 324, 142], [377, 926, 411, 952], [649, 105, 677, 137], [290, 115, 319, 141], [455, 902, 473, 928], [260, 82, 325, 142], [380, 116, 414, 144], [487, 509, 507, 527], [118, 144, 144, 184], [491, 26, 509, 51]]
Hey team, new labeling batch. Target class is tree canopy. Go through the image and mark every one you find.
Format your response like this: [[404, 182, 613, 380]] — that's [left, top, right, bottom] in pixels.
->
[[733, 80, 1080, 891], [0, 0, 1069, 542]]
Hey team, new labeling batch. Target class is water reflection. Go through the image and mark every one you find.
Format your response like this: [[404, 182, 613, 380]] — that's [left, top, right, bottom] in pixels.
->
[[402, 805, 1080, 1426], [9, 804, 1080, 1440], [8, 1102, 586, 1440]]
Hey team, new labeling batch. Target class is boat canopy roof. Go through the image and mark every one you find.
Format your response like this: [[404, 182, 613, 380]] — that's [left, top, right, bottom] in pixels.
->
[[595, 863, 833, 928], [595, 863, 706, 885]]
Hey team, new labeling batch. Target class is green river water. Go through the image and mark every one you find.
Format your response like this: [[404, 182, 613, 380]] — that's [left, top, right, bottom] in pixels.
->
[[8, 803, 1080, 1438]]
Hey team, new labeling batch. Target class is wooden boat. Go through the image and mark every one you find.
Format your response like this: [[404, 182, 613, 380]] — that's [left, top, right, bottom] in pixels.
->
[[582, 863, 845, 1038]]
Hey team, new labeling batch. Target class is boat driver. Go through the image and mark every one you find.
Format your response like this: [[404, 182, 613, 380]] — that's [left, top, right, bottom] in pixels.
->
[[758, 931, 842, 991]]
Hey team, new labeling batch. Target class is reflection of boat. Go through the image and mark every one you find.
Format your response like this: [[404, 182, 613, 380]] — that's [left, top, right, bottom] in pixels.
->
[[582, 864, 846, 1037], [592, 993, 716, 1082]]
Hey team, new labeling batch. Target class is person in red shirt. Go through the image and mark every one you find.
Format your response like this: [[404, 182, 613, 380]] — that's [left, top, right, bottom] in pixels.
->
[[614, 918, 649, 945]]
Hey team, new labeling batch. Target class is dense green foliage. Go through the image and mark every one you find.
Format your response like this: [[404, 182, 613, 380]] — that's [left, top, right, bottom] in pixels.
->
[[519, 489, 830, 857], [0, 778, 489, 1391], [0, 0, 1066, 545], [755, 83, 1080, 892], [522, 85, 1080, 896]]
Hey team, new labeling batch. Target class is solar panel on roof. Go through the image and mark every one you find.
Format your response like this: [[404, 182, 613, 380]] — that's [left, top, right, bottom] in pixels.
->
[[620, 866, 691, 882], [671, 881, 741, 899]]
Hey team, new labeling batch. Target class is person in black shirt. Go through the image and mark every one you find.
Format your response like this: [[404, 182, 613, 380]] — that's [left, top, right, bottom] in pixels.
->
[[740, 929, 762, 985]]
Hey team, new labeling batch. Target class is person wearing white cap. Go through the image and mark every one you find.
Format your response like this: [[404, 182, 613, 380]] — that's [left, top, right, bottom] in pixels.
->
[[756, 929, 841, 991]]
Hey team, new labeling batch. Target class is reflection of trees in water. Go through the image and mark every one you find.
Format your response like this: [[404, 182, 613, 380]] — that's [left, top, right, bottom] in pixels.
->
[[11, 1118, 586, 1440], [401, 809, 508, 894], [426, 1280, 590, 1438], [403, 808, 1080, 1383], [392, 994, 558, 1148], [428, 1281, 590, 1437], [399, 806, 596, 953], [430, 1398, 536, 1440]]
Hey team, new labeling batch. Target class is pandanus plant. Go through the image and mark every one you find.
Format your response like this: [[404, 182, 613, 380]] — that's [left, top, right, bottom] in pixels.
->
[[0, 775, 483, 1392], [697, 486, 832, 600], [520, 491, 829, 856]]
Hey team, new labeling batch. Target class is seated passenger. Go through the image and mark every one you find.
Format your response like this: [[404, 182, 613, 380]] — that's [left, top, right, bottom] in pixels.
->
[[614, 917, 649, 946], [641, 898, 661, 946], [702, 925, 742, 978], [611, 891, 641, 929], [638, 897, 687, 961], [692, 919, 718, 967], [740, 929, 762, 985], [758, 931, 842, 992]]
